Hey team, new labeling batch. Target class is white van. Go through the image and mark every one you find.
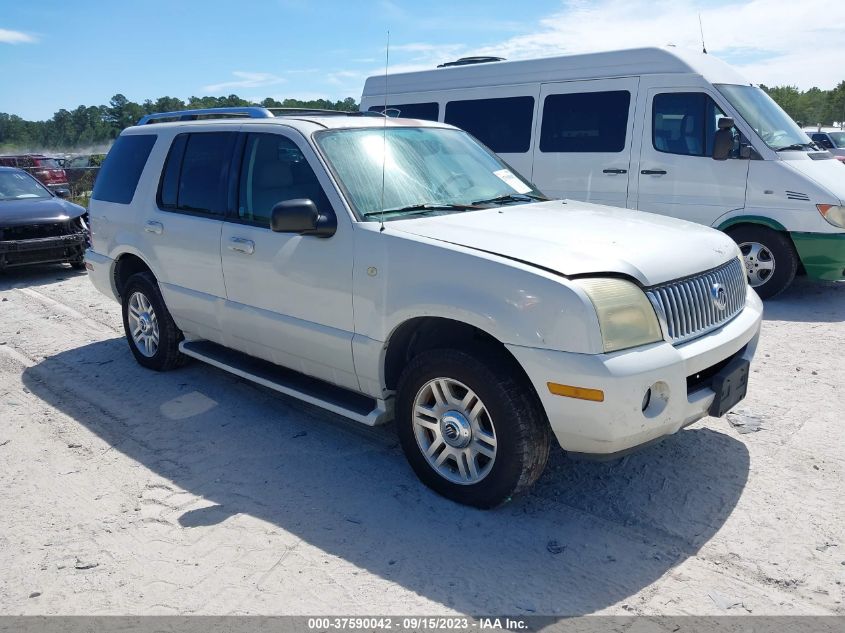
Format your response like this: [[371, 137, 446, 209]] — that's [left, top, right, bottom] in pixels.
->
[[361, 47, 845, 298]]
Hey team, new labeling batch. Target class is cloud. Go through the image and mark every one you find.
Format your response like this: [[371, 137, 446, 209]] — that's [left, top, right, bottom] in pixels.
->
[[384, 0, 845, 90], [0, 28, 36, 44], [202, 71, 286, 94]]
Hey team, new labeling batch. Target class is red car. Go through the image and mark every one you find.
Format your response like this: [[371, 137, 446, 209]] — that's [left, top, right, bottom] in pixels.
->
[[0, 154, 70, 193]]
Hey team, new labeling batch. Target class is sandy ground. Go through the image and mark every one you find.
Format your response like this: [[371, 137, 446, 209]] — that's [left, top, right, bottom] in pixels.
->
[[0, 265, 842, 618]]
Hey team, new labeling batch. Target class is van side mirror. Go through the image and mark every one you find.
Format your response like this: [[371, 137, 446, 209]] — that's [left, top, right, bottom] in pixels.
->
[[270, 199, 337, 238], [712, 117, 735, 161]]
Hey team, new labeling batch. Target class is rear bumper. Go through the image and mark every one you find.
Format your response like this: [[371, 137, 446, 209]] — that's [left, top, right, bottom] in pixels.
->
[[0, 233, 86, 269], [84, 249, 118, 301], [507, 291, 763, 455], [791, 231, 845, 281]]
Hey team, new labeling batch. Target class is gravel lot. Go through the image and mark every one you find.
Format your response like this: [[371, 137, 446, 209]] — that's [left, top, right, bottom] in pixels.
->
[[0, 266, 842, 617]]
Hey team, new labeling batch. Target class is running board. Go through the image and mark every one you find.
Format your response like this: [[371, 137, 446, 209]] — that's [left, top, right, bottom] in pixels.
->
[[179, 340, 391, 426]]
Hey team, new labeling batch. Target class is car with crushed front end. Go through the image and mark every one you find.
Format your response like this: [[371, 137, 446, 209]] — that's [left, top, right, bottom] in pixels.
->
[[0, 167, 88, 271], [85, 106, 762, 508]]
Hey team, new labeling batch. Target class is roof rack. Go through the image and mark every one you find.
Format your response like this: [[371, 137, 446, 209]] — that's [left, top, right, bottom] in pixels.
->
[[137, 107, 274, 125], [437, 56, 505, 68]]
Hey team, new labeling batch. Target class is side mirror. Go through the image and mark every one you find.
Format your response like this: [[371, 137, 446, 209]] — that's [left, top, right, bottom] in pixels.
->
[[270, 198, 336, 238], [54, 188, 71, 199], [712, 117, 735, 161]]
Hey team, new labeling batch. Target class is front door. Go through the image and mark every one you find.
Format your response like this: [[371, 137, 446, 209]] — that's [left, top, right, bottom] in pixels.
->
[[532, 77, 639, 207], [636, 88, 749, 225], [219, 129, 358, 391]]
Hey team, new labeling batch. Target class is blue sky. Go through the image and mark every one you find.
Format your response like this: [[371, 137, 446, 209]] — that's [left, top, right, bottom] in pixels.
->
[[2, 0, 843, 121]]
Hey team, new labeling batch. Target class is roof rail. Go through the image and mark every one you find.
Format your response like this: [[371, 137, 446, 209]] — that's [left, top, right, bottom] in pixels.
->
[[437, 56, 505, 68], [136, 106, 274, 125], [266, 107, 385, 118]]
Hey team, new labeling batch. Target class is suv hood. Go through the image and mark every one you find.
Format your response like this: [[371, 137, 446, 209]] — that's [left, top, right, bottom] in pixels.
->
[[390, 200, 737, 286]]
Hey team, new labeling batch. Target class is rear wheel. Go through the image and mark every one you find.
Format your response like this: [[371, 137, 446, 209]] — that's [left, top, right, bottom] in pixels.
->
[[727, 225, 797, 299], [396, 348, 551, 508], [121, 272, 186, 371]]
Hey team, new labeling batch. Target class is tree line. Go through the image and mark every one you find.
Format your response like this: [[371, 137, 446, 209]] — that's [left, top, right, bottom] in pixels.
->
[[1, 83, 843, 153], [0, 94, 358, 152]]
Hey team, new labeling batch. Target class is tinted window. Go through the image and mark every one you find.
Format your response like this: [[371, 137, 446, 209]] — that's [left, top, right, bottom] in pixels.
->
[[160, 132, 236, 215], [540, 91, 630, 153], [444, 96, 534, 153], [653, 92, 729, 157], [92, 134, 156, 204], [237, 133, 331, 226], [368, 102, 439, 121]]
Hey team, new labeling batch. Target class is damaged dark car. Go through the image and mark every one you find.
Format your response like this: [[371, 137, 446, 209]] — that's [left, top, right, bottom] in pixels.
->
[[0, 167, 89, 271]]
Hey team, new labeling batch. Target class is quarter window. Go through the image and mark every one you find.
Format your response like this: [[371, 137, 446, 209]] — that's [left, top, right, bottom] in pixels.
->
[[540, 91, 630, 153], [444, 96, 535, 153], [92, 134, 156, 204], [652, 92, 730, 157], [158, 132, 236, 215], [368, 102, 439, 121], [237, 133, 330, 226]]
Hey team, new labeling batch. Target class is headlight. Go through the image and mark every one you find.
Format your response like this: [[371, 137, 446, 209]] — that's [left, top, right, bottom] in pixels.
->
[[574, 278, 663, 353], [817, 204, 845, 229]]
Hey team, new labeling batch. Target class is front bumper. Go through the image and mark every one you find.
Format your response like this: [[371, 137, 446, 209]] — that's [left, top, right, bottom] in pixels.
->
[[0, 233, 87, 269], [791, 231, 845, 281], [508, 291, 763, 456]]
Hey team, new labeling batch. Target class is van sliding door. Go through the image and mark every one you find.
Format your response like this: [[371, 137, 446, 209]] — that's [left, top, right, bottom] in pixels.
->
[[533, 78, 639, 208]]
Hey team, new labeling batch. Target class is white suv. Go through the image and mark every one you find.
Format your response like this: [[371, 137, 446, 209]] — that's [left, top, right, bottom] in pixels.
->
[[86, 106, 762, 508]]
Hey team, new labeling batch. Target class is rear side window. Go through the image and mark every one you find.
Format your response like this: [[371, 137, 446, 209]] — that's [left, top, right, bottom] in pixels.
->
[[444, 96, 534, 153], [158, 132, 236, 216], [368, 102, 439, 121], [92, 135, 156, 204], [540, 91, 631, 153]]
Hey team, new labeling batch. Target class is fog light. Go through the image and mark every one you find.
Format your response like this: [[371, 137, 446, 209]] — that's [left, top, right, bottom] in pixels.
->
[[642, 381, 670, 418]]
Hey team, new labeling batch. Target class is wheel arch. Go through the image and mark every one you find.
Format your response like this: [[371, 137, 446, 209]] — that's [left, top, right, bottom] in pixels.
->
[[716, 215, 788, 233], [113, 252, 156, 298]]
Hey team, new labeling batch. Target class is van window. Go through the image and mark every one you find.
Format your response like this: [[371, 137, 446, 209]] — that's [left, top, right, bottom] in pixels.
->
[[92, 134, 156, 204], [368, 102, 439, 121], [158, 132, 236, 215], [653, 92, 729, 157], [540, 91, 630, 153], [444, 96, 534, 153], [237, 133, 331, 226]]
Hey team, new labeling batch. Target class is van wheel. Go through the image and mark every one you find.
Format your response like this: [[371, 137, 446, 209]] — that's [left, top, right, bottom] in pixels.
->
[[396, 348, 551, 508], [727, 225, 797, 299], [121, 272, 187, 371]]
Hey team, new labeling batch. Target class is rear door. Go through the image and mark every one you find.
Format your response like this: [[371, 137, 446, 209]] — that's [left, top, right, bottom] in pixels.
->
[[532, 78, 638, 207], [636, 88, 749, 225]]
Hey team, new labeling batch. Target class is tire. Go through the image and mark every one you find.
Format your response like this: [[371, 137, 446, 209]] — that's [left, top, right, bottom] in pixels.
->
[[121, 271, 187, 371], [396, 348, 551, 508], [727, 225, 798, 299], [70, 259, 86, 270]]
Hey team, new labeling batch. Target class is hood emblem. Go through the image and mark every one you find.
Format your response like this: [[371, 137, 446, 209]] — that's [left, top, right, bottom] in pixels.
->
[[711, 283, 727, 311]]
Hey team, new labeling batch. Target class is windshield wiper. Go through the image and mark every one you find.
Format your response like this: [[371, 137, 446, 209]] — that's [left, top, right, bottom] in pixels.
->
[[471, 192, 549, 205], [362, 202, 481, 219], [775, 143, 816, 152]]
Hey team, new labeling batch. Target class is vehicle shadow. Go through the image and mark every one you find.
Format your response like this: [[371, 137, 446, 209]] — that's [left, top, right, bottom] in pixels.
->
[[22, 339, 750, 616], [761, 276, 844, 323], [0, 263, 86, 290]]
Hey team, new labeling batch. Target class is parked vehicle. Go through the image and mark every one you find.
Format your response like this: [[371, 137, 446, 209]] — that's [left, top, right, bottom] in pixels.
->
[[0, 167, 88, 270], [361, 47, 845, 299], [803, 128, 845, 161], [86, 106, 761, 508], [63, 154, 105, 194], [0, 154, 71, 193]]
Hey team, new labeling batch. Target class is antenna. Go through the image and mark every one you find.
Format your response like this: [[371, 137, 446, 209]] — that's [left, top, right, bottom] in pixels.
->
[[380, 30, 390, 233], [699, 14, 708, 54]]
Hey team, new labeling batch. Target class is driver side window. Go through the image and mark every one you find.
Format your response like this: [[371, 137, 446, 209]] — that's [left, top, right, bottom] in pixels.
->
[[653, 92, 740, 158], [238, 133, 330, 226]]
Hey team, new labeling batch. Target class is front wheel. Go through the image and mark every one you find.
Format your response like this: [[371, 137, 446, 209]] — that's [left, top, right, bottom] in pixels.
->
[[396, 348, 551, 508], [727, 225, 798, 299]]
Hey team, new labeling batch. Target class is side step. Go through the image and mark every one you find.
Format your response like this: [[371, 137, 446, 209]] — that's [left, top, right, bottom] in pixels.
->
[[179, 340, 391, 426]]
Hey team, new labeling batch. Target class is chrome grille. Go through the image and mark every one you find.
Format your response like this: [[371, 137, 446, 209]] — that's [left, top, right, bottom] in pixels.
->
[[646, 258, 747, 345]]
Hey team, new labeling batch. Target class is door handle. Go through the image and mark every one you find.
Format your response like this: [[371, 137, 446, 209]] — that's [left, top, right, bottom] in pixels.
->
[[144, 220, 163, 235], [641, 169, 668, 175], [228, 237, 255, 254], [602, 168, 627, 174]]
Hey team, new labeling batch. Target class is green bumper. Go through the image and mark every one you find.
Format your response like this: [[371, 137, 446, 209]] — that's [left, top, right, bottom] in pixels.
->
[[791, 232, 845, 281]]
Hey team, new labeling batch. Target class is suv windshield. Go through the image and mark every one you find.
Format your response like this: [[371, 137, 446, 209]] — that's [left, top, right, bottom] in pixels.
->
[[0, 170, 51, 201], [829, 132, 845, 148], [715, 84, 812, 151], [314, 127, 544, 220]]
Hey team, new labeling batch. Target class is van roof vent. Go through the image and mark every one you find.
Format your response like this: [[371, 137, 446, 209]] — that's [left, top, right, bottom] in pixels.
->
[[436, 56, 505, 68]]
